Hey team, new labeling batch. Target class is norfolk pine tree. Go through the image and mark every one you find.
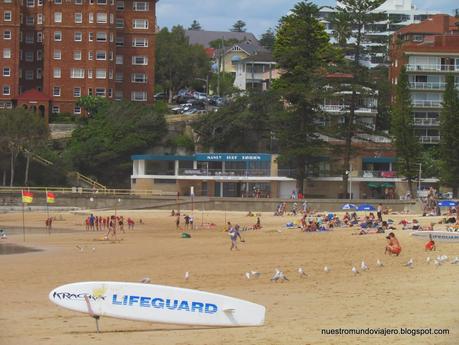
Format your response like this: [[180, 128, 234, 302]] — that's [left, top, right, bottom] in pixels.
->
[[439, 74, 459, 196], [390, 67, 421, 195]]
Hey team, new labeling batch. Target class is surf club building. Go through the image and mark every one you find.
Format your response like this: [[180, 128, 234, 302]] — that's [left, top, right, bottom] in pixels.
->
[[131, 153, 298, 198]]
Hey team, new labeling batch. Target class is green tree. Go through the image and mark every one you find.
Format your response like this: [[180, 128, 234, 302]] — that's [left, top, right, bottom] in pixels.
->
[[64, 101, 168, 187], [231, 20, 247, 32], [259, 28, 275, 50], [77, 95, 109, 116], [390, 67, 421, 195], [0, 108, 48, 186], [156, 26, 210, 102], [209, 38, 240, 50], [188, 20, 202, 30], [329, 11, 351, 49], [273, 1, 338, 193], [332, 0, 385, 196], [439, 74, 459, 196], [209, 72, 236, 96]]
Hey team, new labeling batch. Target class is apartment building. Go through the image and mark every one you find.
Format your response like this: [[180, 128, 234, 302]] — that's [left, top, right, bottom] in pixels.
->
[[389, 14, 459, 144], [0, 0, 156, 120]]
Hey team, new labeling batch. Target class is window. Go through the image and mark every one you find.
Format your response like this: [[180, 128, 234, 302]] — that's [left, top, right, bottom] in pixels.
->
[[53, 67, 61, 78], [26, 0, 35, 6], [133, 1, 148, 11], [25, 70, 34, 80], [75, 0, 83, 5], [52, 106, 60, 114], [74, 106, 81, 115], [87, 69, 93, 78], [3, 85, 10, 95], [96, 50, 106, 60], [54, 0, 62, 4], [26, 16, 34, 25], [131, 91, 147, 101], [88, 32, 94, 41], [97, 0, 107, 4], [36, 68, 42, 79], [36, 50, 42, 61], [96, 32, 107, 41], [53, 87, 61, 96], [115, 72, 123, 82], [132, 56, 147, 65], [116, 1, 124, 10], [133, 19, 148, 29], [36, 32, 43, 42], [54, 31, 62, 41], [88, 51, 93, 60], [4, 11, 12, 22], [38, 0, 43, 5], [53, 50, 61, 59], [73, 87, 81, 97], [115, 36, 124, 47], [3, 48, 12, 58], [3, 67, 10, 77], [54, 12, 62, 23], [114, 90, 123, 100], [37, 14, 43, 25], [4, 0, 13, 3], [70, 68, 85, 79], [115, 55, 123, 64], [96, 69, 106, 79], [132, 37, 148, 47], [88, 13, 94, 23], [74, 32, 82, 41], [73, 50, 82, 60], [131, 73, 147, 83], [96, 13, 107, 23], [95, 88, 106, 96], [75, 13, 82, 23], [115, 18, 124, 28], [25, 32, 34, 44], [3, 30, 11, 40], [25, 51, 34, 62], [88, 88, 93, 96], [107, 88, 112, 97]]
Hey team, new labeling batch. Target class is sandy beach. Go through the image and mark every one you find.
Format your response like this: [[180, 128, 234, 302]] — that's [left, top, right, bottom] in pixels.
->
[[1, 209, 458, 345]]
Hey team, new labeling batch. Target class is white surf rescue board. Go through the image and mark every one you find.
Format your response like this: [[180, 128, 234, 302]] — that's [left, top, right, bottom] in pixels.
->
[[411, 230, 459, 242]]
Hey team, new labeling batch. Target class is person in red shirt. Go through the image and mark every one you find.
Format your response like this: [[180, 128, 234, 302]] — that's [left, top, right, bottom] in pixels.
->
[[425, 235, 436, 251]]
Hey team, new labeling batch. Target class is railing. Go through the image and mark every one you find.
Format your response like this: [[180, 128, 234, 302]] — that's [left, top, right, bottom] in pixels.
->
[[409, 82, 446, 90], [74, 172, 107, 190], [361, 171, 397, 178], [321, 105, 377, 113], [419, 136, 440, 144], [177, 168, 271, 177], [0, 186, 177, 197], [412, 100, 442, 108], [413, 118, 439, 126], [406, 64, 458, 72]]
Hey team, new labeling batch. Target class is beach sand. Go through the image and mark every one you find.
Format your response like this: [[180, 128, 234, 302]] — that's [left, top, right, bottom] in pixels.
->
[[1, 209, 458, 345]]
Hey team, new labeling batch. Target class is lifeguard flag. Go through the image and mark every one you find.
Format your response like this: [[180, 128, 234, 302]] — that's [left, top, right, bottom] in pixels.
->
[[22, 191, 33, 204], [46, 192, 56, 204]]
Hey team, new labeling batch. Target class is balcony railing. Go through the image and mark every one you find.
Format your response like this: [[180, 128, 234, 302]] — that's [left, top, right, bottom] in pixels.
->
[[321, 105, 377, 114], [409, 81, 446, 90], [361, 170, 397, 178], [413, 118, 439, 126], [412, 100, 442, 108], [406, 64, 458, 72], [419, 136, 440, 144], [178, 168, 271, 177]]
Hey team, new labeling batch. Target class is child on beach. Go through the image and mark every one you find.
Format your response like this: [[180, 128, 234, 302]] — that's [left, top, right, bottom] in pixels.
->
[[385, 232, 401, 256], [425, 235, 436, 251], [229, 224, 242, 250]]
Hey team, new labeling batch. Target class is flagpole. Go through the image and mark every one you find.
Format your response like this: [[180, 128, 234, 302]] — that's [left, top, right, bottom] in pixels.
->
[[22, 202, 26, 242], [46, 189, 50, 236]]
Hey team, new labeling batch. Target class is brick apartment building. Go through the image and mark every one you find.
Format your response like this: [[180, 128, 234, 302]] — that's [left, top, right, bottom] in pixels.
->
[[0, 0, 157, 121], [389, 14, 459, 144]]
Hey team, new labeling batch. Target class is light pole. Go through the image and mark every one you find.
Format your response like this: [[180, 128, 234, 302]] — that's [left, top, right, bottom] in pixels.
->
[[417, 163, 422, 195], [345, 164, 353, 200]]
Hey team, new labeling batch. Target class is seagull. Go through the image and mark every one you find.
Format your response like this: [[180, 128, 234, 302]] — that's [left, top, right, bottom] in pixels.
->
[[361, 261, 369, 271], [324, 266, 330, 273], [140, 277, 151, 284], [250, 271, 261, 278], [352, 266, 359, 275], [278, 271, 289, 282], [298, 267, 307, 277], [440, 255, 448, 262], [76, 245, 84, 252], [434, 259, 442, 267], [184, 271, 190, 280], [245, 272, 251, 280], [426, 256, 431, 264], [450, 257, 459, 264], [404, 258, 414, 268], [271, 269, 281, 282], [92, 247, 96, 251], [376, 259, 384, 267]]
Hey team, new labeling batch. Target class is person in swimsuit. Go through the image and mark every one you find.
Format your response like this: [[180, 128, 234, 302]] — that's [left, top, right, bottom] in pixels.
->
[[385, 232, 401, 256]]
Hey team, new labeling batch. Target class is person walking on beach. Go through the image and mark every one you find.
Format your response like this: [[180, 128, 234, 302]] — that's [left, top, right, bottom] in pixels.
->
[[175, 214, 180, 230], [184, 214, 190, 230], [385, 232, 401, 256], [377, 203, 383, 222], [229, 224, 243, 251]]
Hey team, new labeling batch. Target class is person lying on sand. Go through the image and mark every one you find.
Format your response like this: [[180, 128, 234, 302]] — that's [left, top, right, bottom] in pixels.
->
[[385, 232, 401, 256]]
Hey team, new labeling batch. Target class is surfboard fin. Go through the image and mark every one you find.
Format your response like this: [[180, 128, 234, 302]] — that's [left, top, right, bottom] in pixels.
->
[[84, 295, 101, 333], [223, 308, 236, 314]]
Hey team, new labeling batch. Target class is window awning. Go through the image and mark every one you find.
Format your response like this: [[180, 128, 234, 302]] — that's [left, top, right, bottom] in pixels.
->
[[363, 157, 396, 164], [367, 182, 395, 188]]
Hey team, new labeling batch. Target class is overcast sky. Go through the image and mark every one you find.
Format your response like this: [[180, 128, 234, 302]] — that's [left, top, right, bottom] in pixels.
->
[[157, 0, 458, 37]]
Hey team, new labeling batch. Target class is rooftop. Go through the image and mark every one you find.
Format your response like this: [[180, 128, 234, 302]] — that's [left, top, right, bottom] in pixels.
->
[[185, 30, 261, 49]]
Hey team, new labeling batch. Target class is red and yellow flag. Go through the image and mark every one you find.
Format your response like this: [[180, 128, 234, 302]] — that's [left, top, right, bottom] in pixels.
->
[[22, 191, 33, 204], [46, 192, 56, 204]]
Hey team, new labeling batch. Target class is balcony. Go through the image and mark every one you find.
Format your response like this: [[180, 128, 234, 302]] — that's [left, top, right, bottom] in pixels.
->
[[406, 64, 458, 73], [178, 168, 271, 177], [419, 136, 440, 144], [361, 171, 397, 178], [413, 118, 439, 127], [412, 100, 442, 108], [409, 82, 446, 90], [321, 105, 377, 115]]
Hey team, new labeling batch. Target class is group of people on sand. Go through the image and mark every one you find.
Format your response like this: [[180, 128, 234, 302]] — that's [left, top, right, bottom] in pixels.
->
[[384, 232, 437, 256], [275, 201, 309, 216], [84, 214, 135, 239]]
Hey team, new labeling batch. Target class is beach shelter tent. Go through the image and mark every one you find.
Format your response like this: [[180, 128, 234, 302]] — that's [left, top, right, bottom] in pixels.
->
[[438, 200, 458, 207], [342, 204, 357, 210], [357, 204, 376, 211]]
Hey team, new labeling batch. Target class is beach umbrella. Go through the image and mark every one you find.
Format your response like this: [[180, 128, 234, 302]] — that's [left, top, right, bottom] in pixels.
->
[[342, 203, 357, 210], [438, 200, 457, 207], [357, 204, 376, 211]]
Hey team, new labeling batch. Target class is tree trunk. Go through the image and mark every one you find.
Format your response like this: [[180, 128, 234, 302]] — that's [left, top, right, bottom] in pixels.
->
[[296, 157, 306, 195], [24, 153, 30, 186], [9, 150, 15, 187], [2, 169, 5, 186]]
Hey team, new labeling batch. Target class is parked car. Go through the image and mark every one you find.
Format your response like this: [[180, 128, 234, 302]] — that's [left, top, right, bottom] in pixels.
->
[[193, 92, 208, 101], [154, 92, 167, 101]]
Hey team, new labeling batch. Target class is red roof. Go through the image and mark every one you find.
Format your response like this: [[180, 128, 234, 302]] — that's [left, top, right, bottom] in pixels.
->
[[205, 47, 215, 59], [399, 15, 459, 35], [16, 89, 50, 102]]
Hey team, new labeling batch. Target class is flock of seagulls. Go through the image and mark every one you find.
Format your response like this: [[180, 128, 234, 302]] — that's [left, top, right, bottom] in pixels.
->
[[75, 245, 96, 252]]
